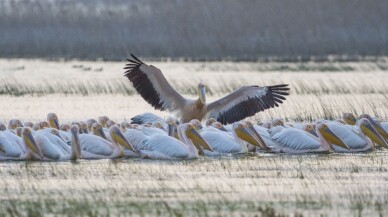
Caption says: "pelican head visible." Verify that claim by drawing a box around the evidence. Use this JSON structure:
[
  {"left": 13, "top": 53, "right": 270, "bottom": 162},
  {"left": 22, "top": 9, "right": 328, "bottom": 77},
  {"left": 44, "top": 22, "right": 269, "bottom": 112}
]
[
  {"left": 343, "top": 113, "right": 357, "bottom": 125},
  {"left": 60, "top": 124, "right": 71, "bottom": 132},
  {"left": 91, "top": 123, "right": 107, "bottom": 140},
  {"left": 32, "top": 123, "right": 41, "bottom": 131},
  {"left": 86, "top": 119, "right": 97, "bottom": 131},
  {"left": 23, "top": 122, "right": 34, "bottom": 128},
  {"left": 121, "top": 121, "right": 131, "bottom": 131},
  {"left": 302, "top": 124, "right": 318, "bottom": 137},
  {"left": 21, "top": 127, "right": 43, "bottom": 159},
  {"left": 270, "top": 119, "right": 284, "bottom": 128},
  {"left": 71, "top": 121, "right": 83, "bottom": 133},
  {"left": 183, "top": 123, "right": 213, "bottom": 151},
  {"left": 40, "top": 121, "right": 50, "bottom": 129},
  {"left": 70, "top": 125, "right": 81, "bottom": 160},
  {"left": 316, "top": 123, "right": 350, "bottom": 150},
  {"left": 211, "top": 122, "right": 228, "bottom": 132},
  {"left": 79, "top": 121, "right": 89, "bottom": 134},
  {"left": 243, "top": 121, "right": 270, "bottom": 150},
  {"left": 109, "top": 126, "right": 136, "bottom": 152},
  {"left": 106, "top": 120, "right": 116, "bottom": 128},
  {"left": 205, "top": 118, "right": 217, "bottom": 127},
  {"left": 233, "top": 122, "right": 269, "bottom": 150},
  {"left": 47, "top": 113, "right": 60, "bottom": 129},
  {"left": 359, "top": 114, "right": 388, "bottom": 139},
  {"left": 0, "top": 123, "right": 6, "bottom": 131},
  {"left": 358, "top": 118, "right": 388, "bottom": 148},
  {"left": 49, "top": 128, "right": 65, "bottom": 141},
  {"left": 190, "top": 119, "right": 203, "bottom": 131},
  {"left": 8, "top": 119, "right": 23, "bottom": 130},
  {"left": 167, "top": 117, "right": 178, "bottom": 138},
  {"left": 198, "top": 82, "right": 206, "bottom": 105},
  {"left": 98, "top": 116, "right": 109, "bottom": 127}
]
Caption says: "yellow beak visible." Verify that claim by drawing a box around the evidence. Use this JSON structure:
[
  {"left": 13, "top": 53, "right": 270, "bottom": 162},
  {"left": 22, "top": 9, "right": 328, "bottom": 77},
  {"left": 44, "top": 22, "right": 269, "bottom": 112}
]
[
  {"left": 247, "top": 126, "right": 270, "bottom": 151},
  {"left": 361, "top": 124, "right": 388, "bottom": 148},
  {"left": 322, "top": 128, "right": 350, "bottom": 150},
  {"left": 186, "top": 128, "right": 213, "bottom": 152},
  {"left": 24, "top": 132, "right": 44, "bottom": 159},
  {"left": 111, "top": 129, "right": 136, "bottom": 152}
]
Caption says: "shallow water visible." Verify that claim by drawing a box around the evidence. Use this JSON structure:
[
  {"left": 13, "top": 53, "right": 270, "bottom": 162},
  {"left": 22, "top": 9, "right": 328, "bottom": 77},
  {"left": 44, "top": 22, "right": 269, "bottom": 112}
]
[{"left": 1, "top": 151, "right": 388, "bottom": 216}]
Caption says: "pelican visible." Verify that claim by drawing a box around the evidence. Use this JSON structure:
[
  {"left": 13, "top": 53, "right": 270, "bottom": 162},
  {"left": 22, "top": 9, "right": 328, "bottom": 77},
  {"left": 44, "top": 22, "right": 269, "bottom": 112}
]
[
  {"left": 124, "top": 54, "right": 290, "bottom": 124},
  {"left": 98, "top": 116, "right": 109, "bottom": 127},
  {"left": 359, "top": 114, "right": 388, "bottom": 142},
  {"left": 24, "top": 127, "right": 80, "bottom": 160},
  {"left": 197, "top": 121, "right": 265, "bottom": 155},
  {"left": 342, "top": 113, "right": 357, "bottom": 125},
  {"left": 79, "top": 125, "right": 136, "bottom": 159},
  {"left": 8, "top": 119, "right": 23, "bottom": 131},
  {"left": 24, "top": 122, "right": 34, "bottom": 128},
  {"left": 123, "top": 123, "right": 212, "bottom": 159},
  {"left": 0, "top": 128, "right": 45, "bottom": 160},
  {"left": 327, "top": 118, "right": 388, "bottom": 152},
  {"left": 269, "top": 122, "right": 349, "bottom": 154}
]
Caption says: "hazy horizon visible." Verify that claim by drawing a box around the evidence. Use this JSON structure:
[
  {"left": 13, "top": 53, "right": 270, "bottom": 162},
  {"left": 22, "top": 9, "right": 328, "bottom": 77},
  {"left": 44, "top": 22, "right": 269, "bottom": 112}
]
[{"left": 1, "top": 0, "right": 387, "bottom": 60}]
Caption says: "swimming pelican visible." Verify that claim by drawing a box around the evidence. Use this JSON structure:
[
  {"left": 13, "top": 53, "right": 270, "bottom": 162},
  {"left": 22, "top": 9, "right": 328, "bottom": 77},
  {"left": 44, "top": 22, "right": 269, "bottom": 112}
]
[
  {"left": 25, "top": 127, "right": 80, "bottom": 160},
  {"left": 328, "top": 118, "right": 388, "bottom": 152},
  {"left": 269, "top": 122, "right": 349, "bottom": 154},
  {"left": 196, "top": 121, "right": 265, "bottom": 155},
  {"left": 79, "top": 125, "right": 136, "bottom": 159},
  {"left": 123, "top": 123, "right": 212, "bottom": 159},
  {"left": 98, "top": 116, "right": 109, "bottom": 127},
  {"left": 124, "top": 54, "right": 290, "bottom": 124},
  {"left": 359, "top": 114, "right": 388, "bottom": 142}
]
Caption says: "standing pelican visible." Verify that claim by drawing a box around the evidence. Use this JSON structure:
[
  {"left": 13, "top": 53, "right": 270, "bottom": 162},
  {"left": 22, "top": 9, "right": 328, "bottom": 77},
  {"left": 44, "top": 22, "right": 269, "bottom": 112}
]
[{"left": 124, "top": 54, "right": 290, "bottom": 124}]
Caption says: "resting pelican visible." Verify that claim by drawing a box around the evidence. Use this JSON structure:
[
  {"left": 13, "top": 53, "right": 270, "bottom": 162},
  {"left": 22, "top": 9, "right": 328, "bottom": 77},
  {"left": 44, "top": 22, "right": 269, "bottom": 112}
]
[
  {"left": 359, "top": 114, "right": 388, "bottom": 142},
  {"left": 0, "top": 128, "right": 46, "bottom": 160},
  {"left": 123, "top": 123, "right": 212, "bottom": 159},
  {"left": 25, "top": 127, "right": 80, "bottom": 161},
  {"left": 124, "top": 54, "right": 290, "bottom": 124},
  {"left": 24, "top": 122, "right": 34, "bottom": 128},
  {"left": 328, "top": 118, "right": 388, "bottom": 152},
  {"left": 197, "top": 121, "right": 266, "bottom": 155},
  {"left": 269, "top": 122, "right": 349, "bottom": 154},
  {"left": 79, "top": 125, "right": 136, "bottom": 159}
]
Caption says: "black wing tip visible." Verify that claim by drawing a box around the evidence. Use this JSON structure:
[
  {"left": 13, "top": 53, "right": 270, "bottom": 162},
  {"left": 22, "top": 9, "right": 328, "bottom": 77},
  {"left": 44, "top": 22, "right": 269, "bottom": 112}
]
[{"left": 124, "top": 53, "right": 146, "bottom": 75}]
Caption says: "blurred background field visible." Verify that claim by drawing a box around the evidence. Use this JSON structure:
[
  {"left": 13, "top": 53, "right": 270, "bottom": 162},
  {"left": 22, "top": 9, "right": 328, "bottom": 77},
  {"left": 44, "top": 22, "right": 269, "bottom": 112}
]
[
  {"left": 0, "top": 59, "right": 387, "bottom": 123},
  {"left": 1, "top": 0, "right": 388, "bottom": 216}
]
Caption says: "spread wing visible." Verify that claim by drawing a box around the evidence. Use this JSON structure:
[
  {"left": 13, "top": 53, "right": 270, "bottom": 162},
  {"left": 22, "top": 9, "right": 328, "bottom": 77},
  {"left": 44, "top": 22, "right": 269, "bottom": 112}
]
[
  {"left": 206, "top": 85, "right": 290, "bottom": 124},
  {"left": 124, "top": 54, "right": 186, "bottom": 111}
]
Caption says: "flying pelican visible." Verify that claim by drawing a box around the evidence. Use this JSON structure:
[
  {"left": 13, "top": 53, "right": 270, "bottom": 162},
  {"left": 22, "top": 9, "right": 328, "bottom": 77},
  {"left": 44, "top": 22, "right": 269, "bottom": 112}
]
[
  {"left": 124, "top": 54, "right": 290, "bottom": 124},
  {"left": 269, "top": 122, "right": 349, "bottom": 154}
]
